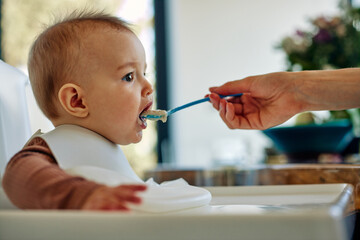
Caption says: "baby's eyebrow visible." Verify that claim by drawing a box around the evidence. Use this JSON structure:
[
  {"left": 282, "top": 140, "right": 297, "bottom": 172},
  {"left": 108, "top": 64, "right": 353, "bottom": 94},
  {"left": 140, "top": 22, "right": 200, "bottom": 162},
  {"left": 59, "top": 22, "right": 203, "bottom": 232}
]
[{"left": 116, "top": 62, "right": 137, "bottom": 71}]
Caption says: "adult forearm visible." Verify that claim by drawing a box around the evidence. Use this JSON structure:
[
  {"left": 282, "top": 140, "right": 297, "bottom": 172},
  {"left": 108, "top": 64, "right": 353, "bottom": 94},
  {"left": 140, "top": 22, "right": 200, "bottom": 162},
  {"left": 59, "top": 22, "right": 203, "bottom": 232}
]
[{"left": 294, "top": 68, "right": 360, "bottom": 112}]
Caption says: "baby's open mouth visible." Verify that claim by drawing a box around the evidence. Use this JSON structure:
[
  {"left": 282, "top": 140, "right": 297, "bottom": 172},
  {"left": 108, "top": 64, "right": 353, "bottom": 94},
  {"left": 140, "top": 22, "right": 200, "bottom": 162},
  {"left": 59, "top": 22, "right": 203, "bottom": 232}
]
[
  {"left": 139, "top": 112, "right": 146, "bottom": 123},
  {"left": 138, "top": 103, "right": 152, "bottom": 126}
]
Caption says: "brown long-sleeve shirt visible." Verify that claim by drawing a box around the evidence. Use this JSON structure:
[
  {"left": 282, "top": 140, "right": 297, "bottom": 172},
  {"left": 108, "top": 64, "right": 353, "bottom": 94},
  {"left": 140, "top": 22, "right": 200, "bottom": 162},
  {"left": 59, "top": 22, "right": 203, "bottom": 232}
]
[{"left": 2, "top": 137, "right": 101, "bottom": 209}]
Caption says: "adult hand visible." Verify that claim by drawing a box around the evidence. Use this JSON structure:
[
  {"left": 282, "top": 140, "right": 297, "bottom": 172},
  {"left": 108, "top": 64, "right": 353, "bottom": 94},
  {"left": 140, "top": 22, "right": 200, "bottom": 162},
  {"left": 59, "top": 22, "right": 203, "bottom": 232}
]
[{"left": 209, "top": 72, "right": 304, "bottom": 130}]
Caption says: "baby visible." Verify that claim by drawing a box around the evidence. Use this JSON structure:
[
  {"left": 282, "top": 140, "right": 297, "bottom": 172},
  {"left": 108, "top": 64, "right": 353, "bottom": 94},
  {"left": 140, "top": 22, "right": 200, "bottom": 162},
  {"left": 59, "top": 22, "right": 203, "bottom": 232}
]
[
  {"left": 3, "top": 9, "right": 212, "bottom": 212},
  {"left": 3, "top": 10, "right": 211, "bottom": 212},
  {"left": 2, "top": 10, "right": 152, "bottom": 210}
]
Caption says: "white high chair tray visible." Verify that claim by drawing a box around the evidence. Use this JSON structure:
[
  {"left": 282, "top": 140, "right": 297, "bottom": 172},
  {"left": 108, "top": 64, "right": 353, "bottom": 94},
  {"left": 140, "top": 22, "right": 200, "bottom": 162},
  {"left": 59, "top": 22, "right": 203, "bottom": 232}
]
[{"left": 0, "top": 184, "right": 354, "bottom": 240}]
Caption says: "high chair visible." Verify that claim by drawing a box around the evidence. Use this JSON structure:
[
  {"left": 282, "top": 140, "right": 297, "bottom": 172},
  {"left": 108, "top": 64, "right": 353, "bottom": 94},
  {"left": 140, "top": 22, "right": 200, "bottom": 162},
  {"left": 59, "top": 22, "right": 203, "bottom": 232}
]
[
  {"left": 0, "top": 60, "right": 355, "bottom": 240},
  {"left": 0, "top": 60, "right": 31, "bottom": 175},
  {"left": 0, "top": 60, "right": 31, "bottom": 209}
]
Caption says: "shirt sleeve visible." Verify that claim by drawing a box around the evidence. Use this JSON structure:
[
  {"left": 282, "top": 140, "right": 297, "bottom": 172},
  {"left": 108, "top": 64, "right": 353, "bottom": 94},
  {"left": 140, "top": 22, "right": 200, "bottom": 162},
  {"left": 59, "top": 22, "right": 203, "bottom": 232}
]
[{"left": 2, "top": 137, "right": 102, "bottom": 209}]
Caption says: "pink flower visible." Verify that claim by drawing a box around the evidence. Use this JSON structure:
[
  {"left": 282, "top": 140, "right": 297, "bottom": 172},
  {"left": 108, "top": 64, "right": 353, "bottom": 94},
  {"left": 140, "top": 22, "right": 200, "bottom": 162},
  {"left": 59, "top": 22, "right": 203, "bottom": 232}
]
[
  {"left": 296, "top": 30, "right": 306, "bottom": 37},
  {"left": 313, "top": 29, "right": 332, "bottom": 43}
]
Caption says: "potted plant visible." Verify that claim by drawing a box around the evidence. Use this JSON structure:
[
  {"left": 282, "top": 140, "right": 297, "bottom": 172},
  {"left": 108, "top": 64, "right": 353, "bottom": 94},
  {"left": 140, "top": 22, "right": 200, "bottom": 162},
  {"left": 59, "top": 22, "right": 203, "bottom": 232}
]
[
  {"left": 266, "top": 5, "right": 360, "bottom": 160},
  {"left": 278, "top": 5, "right": 360, "bottom": 129}
]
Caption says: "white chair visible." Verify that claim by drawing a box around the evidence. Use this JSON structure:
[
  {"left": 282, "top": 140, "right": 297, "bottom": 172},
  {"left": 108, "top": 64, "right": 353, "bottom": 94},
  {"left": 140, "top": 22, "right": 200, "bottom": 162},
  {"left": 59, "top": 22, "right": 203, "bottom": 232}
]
[
  {"left": 0, "top": 62, "right": 354, "bottom": 240},
  {"left": 0, "top": 60, "right": 31, "bottom": 209}
]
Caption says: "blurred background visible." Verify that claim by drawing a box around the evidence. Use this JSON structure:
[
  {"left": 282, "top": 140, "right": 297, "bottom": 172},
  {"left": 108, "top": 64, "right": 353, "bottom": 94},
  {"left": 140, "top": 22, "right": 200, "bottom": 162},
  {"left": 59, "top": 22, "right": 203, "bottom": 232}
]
[{"left": 1, "top": 0, "right": 359, "bottom": 178}]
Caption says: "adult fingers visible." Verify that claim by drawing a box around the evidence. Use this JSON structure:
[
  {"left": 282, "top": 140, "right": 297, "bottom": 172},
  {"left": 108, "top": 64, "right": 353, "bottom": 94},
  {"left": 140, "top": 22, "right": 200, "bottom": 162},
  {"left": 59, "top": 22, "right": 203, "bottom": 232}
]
[
  {"left": 218, "top": 99, "right": 235, "bottom": 129},
  {"left": 225, "top": 102, "right": 235, "bottom": 122},
  {"left": 209, "top": 93, "right": 221, "bottom": 110},
  {"left": 209, "top": 79, "right": 251, "bottom": 96}
]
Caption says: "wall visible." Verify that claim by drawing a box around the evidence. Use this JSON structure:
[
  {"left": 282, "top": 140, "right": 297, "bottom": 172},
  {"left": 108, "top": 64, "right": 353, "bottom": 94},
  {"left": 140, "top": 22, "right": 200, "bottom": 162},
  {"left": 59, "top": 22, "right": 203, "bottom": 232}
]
[{"left": 166, "top": 0, "right": 339, "bottom": 167}]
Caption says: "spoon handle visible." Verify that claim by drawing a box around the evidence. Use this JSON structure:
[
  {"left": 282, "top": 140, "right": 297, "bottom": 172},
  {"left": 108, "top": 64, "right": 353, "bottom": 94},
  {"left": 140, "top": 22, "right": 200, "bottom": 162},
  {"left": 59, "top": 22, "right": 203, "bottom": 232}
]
[{"left": 167, "top": 93, "right": 243, "bottom": 116}]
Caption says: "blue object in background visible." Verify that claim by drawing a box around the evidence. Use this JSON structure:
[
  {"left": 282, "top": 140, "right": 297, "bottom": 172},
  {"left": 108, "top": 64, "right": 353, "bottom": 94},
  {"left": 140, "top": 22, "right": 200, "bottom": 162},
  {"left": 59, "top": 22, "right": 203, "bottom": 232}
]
[{"left": 263, "top": 120, "right": 354, "bottom": 156}]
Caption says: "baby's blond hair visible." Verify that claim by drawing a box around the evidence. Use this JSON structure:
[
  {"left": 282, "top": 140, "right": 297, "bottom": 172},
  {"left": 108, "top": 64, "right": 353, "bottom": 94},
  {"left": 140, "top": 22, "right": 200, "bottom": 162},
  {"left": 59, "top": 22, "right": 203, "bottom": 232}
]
[{"left": 28, "top": 10, "right": 132, "bottom": 120}]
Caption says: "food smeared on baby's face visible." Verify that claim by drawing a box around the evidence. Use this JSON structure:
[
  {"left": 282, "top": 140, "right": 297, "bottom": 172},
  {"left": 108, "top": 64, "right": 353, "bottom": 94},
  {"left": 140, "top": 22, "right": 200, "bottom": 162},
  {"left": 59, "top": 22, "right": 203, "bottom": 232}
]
[{"left": 140, "top": 109, "right": 167, "bottom": 123}]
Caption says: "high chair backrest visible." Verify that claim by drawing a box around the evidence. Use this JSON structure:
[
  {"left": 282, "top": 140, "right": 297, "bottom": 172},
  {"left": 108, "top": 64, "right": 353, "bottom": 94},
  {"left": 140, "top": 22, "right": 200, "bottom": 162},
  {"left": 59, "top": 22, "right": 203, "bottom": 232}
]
[{"left": 0, "top": 60, "right": 31, "bottom": 177}]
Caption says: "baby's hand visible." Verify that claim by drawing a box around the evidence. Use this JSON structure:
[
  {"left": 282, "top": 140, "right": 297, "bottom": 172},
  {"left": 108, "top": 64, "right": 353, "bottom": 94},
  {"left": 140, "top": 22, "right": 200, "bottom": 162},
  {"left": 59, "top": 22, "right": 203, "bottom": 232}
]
[{"left": 82, "top": 184, "right": 147, "bottom": 211}]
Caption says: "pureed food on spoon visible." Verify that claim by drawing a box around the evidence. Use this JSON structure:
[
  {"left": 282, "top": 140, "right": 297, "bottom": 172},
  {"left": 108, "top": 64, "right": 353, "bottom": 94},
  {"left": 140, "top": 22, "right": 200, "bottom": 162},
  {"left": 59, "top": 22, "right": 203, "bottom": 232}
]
[{"left": 141, "top": 109, "right": 168, "bottom": 123}]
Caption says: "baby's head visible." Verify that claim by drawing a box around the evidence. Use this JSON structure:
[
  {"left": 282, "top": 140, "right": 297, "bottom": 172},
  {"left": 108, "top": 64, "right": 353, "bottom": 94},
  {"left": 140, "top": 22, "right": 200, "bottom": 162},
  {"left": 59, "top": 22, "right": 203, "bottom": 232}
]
[{"left": 28, "top": 10, "right": 154, "bottom": 145}]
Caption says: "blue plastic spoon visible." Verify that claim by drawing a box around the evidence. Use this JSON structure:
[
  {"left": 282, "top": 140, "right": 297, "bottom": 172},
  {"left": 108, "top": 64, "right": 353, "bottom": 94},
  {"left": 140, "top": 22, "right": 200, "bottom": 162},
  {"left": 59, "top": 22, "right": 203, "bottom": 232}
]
[{"left": 141, "top": 93, "right": 243, "bottom": 122}]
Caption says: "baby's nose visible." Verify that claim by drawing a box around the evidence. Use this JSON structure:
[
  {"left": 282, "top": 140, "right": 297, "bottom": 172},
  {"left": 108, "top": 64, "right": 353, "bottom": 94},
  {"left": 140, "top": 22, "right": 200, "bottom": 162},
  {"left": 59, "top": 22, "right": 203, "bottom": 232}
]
[{"left": 142, "top": 80, "right": 153, "bottom": 96}]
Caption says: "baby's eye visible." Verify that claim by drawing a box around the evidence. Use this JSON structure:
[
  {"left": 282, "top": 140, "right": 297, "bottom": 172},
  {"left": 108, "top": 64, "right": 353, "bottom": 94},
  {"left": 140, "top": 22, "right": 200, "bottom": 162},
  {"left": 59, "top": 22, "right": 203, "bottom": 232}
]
[{"left": 122, "top": 73, "right": 134, "bottom": 82}]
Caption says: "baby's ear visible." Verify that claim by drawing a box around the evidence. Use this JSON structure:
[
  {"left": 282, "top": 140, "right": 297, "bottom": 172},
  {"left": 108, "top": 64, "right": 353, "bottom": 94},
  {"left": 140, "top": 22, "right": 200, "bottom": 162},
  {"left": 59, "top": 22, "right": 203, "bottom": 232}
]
[{"left": 58, "top": 83, "right": 88, "bottom": 118}]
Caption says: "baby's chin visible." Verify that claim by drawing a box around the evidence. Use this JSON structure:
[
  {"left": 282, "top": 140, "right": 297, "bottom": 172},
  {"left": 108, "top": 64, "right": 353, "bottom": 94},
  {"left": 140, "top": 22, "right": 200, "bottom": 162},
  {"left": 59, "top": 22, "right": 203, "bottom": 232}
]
[
  {"left": 115, "top": 132, "right": 143, "bottom": 145},
  {"left": 133, "top": 131, "right": 143, "bottom": 143}
]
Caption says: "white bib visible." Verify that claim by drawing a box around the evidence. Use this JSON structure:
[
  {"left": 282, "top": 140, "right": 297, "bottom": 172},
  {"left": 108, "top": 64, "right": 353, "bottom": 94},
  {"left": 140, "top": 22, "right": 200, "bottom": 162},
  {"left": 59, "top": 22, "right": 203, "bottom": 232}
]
[{"left": 38, "top": 125, "right": 211, "bottom": 213}]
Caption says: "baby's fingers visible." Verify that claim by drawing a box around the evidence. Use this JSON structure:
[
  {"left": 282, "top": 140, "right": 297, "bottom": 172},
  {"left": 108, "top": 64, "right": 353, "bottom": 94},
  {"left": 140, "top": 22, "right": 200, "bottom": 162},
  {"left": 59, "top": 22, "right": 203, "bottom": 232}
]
[
  {"left": 113, "top": 184, "right": 147, "bottom": 204},
  {"left": 118, "top": 184, "right": 147, "bottom": 192},
  {"left": 122, "top": 195, "right": 142, "bottom": 204},
  {"left": 100, "top": 201, "right": 130, "bottom": 211}
]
